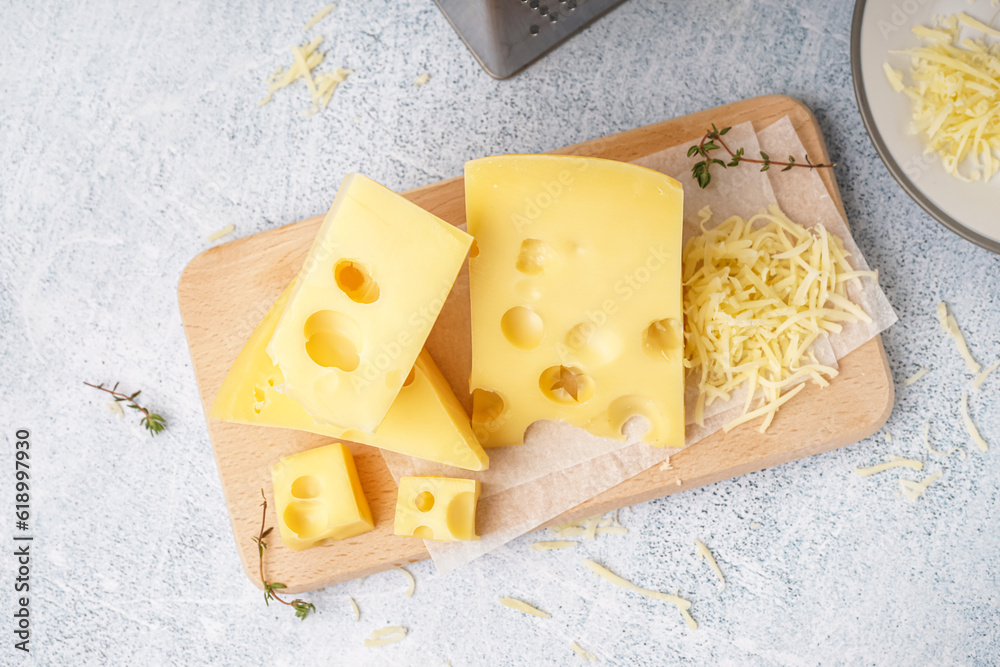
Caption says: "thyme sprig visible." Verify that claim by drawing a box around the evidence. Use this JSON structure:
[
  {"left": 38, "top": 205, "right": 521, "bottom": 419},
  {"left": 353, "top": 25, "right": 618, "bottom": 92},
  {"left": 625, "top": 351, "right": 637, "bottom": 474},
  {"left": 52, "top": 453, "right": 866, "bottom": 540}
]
[
  {"left": 255, "top": 489, "right": 316, "bottom": 620},
  {"left": 84, "top": 381, "right": 167, "bottom": 436},
  {"left": 687, "top": 124, "right": 836, "bottom": 189}
]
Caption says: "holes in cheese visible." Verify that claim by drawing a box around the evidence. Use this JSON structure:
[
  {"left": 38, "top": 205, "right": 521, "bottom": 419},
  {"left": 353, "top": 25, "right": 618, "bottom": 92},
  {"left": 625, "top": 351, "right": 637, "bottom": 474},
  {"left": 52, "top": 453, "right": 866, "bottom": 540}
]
[
  {"left": 290, "top": 475, "right": 322, "bottom": 499},
  {"left": 539, "top": 365, "right": 596, "bottom": 405},
  {"left": 467, "top": 155, "right": 684, "bottom": 447},
  {"left": 302, "top": 310, "right": 362, "bottom": 372},
  {"left": 414, "top": 491, "right": 435, "bottom": 512},
  {"left": 334, "top": 259, "right": 380, "bottom": 304},
  {"left": 516, "top": 238, "right": 553, "bottom": 275},
  {"left": 501, "top": 306, "right": 544, "bottom": 349},
  {"left": 283, "top": 500, "right": 328, "bottom": 539},
  {"left": 471, "top": 388, "right": 507, "bottom": 426},
  {"left": 642, "top": 318, "right": 683, "bottom": 361}
]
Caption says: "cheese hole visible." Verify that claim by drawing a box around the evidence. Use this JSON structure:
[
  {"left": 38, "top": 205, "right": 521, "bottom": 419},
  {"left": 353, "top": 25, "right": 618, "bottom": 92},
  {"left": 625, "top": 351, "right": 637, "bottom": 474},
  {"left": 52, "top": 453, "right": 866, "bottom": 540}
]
[
  {"left": 472, "top": 388, "right": 506, "bottom": 425},
  {"left": 565, "top": 322, "right": 621, "bottom": 366},
  {"left": 283, "top": 500, "right": 328, "bottom": 539},
  {"left": 334, "top": 259, "right": 380, "bottom": 304},
  {"left": 539, "top": 365, "right": 595, "bottom": 406},
  {"left": 501, "top": 306, "right": 544, "bottom": 350},
  {"left": 516, "top": 238, "right": 551, "bottom": 275},
  {"left": 412, "top": 525, "right": 434, "bottom": 540},
  {"left": 303, "top": 310, "right": 362, "bottom": 371},
  {"left": 414, "top": 491, "right": 435, "bottom": 512},
  {"left": 253, "top": 386, "right": 266, "bottom": 402},
  {"left": 290, "top": 475, "right": 322, "bottom": 499},
  {"left": 642, "top": 318, "right": 682, "bottom": 361},
  {"left": 469, "top": 240, "right": 480, "bottom": 258},
  {"left": 446, "top": 492, "right": 477, "bottom": 540},
  {"left": 607, "top": 395, "right": 662, "bottom": 442}
]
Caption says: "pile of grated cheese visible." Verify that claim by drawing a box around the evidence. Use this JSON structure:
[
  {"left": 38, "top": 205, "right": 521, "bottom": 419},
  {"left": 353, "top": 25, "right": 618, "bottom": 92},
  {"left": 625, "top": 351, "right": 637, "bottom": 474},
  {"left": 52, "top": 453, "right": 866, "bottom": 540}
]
[
  {"left": 682, "top": 205, "right": 875, "bottom": 433},
  {"left": 885, "top": 12, "right": 1000, "bottom": 182}
]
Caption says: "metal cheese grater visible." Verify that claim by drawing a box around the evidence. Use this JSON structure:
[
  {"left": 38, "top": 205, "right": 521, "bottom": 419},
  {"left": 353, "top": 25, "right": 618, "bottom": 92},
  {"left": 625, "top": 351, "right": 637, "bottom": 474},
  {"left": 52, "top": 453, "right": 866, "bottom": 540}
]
[{"left": 434, "top": 0, "right": 627, "bottom": 79}]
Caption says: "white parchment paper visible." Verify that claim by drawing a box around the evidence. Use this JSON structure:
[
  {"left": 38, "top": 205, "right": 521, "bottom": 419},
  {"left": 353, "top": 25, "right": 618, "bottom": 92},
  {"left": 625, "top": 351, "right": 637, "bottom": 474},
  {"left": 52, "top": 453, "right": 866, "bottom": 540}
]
[{"left": 382, "top": 118, "right": 897, "bottom": 574}]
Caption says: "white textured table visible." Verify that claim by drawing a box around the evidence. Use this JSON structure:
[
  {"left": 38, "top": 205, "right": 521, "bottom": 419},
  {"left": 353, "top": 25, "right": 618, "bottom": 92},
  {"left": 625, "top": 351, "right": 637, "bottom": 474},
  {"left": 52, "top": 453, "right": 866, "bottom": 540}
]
[{"left": 2, "top": 1, "right": 998, "bottom": 665}]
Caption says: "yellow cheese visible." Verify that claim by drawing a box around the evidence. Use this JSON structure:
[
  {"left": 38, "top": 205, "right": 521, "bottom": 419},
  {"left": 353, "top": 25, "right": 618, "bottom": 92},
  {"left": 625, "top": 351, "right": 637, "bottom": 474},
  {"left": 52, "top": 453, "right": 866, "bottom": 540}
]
[
  {"left": 210, "top": 284, "right": 488, "bottom": 471},
  {"left": 267, "top": 173, "right": 473, "bottom": 432},
  {"left": 393, "top": 476, "right": 480, "bottom": 542},
  {"left": 270, "top": 443, "right": 373, "bottom": 550},
  {"left": 497, "top": 597, "right": 551, "bottom": 618},
  {"left": 465, "top": 155, "right": 684, "bottom": 447}
]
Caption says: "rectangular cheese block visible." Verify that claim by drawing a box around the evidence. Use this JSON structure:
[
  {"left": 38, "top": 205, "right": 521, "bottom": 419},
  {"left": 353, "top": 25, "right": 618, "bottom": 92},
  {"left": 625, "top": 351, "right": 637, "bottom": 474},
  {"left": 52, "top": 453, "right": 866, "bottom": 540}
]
[
  {"left": 210, "top": 284, "right": 489, "bottom": 471},
  {"left": 271, "top": 443, "right": 374, "bottom": 550},
  {"left": 266, "top": 173, "right": 473, "bottom": 432},
  {"left": 465, "top": 155, "right": 684, "bottom": 447},
  {"left": 394, "top": 476, "right": 480, "bottom": 542}
]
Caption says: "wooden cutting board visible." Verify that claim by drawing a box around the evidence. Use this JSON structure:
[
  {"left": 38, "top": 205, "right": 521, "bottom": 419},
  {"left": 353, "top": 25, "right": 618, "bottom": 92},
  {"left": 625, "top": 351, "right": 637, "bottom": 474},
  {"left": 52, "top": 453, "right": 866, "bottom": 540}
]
[{"left": 178, "top": 94, "right": 894, "bottom": 594}]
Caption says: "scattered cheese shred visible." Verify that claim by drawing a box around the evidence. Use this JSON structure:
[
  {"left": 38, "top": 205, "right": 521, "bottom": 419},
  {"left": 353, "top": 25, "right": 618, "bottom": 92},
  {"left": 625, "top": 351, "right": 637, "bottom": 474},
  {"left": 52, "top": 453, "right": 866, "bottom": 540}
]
[
  {"left": 414, "top": 73, "right": 431, "bottom": 87},
  {"left": 883, "top": 62, "right": 906, "bottom": 92},
  {"left": 364, "top": 626, "right": 407, "bottom": 647},
  {"left": 960, "top": 392, "right": 989, "bottom": 452},
  {"left": 106, "top": 401, "right": 124, "bottom": 418},
  {"left": 936, "top": 302, "right": 981, "bottom": 373},
  {"left": 498, "top": 597, "right": 551, "bottom": 618},
  {"left": 531, "top": 540, "right": 577, "bottom": 551},
  {"left": 972, "top": 357, "right": 1000, "bottom": 390},
  {"left": 904, "top": 366, "right": 930, "bottom": 386},
  {"left": 581, "top": 559, "right": 697, "bottom": 630},
  {"left": 205, "top": 224, "right": 235, "bottom": 242},
  {"left": 900, "top": 470, "right": 943, "bottom": 502},
  {"left": 570, "top": 641, "right": 598, "bottom": 662},
  {"left": 549, "top": 512, "right": 627, "bottom": 538},
  {"left": 923, "top": 422, "right": 964, "bottom": 458},
  {"left": 683, "top": 206, "right": 873, "bottom": 433},
  {"left": 259, "top": 35, "right": 352, "bottom": 114},
  {"left": 303, "top": 3, "right": 336, "bottom": 31},
  {"left": 396, "top": 566, "right": 415, "bottom": 598},
  {"left": 693, "top": 539, "right": 726, "bottom": 591},
  {"left": 854, "top": 456, "right": 924, "bottom": 477},
  {"left": 885, "top": 432, "right": 894, "bottom": 443},
  {"left": 349, "top": 596, "right": 360, "bottom": 622},
  {"left": 750, "top": 522, "right": 762, "bottom": 530},
  {"left": 889, "top": 13, "right": 1000, "bottom": 182}
]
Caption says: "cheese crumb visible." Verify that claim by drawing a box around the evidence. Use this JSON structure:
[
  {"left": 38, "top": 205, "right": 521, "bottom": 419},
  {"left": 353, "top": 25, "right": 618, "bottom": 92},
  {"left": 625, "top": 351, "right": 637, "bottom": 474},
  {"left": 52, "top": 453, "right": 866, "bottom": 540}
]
[
  {"left": 885, "top": 432, "right": 893, "bottom": 443},
  {"left": 531, "top": 540, "right": 576, "bottom": 551},
  {"left": 904, "top": 366, "right": 930, "bottom": 386},
  {"left": 581, "top": 559, "right": 697, "bottom": 630},
  {"left": 683, "top": 206, "right": 873, "bottom": 433},
  {"left": 106, "top": 401, "right": 124, "bottom": 418},
  {"left": 396, "top": 566, "right": 415, "bottom": 598},
  {"left": 937, "top": 302, "right": 981, "bottom": 373},
  {"left": 303, "top": 3, "right": 336, "bottom": 31},
  {"left": 900, "top": 470, "right": 943, "bottom": 502},
  {"left": 959, "top": 392, "right": 989, "bottom": 452},
  {"left": 693, "top": 539, "right": 726, "bottom": 591},
  {"left": 570, "top": 641, "right": 598, "bottom": 662},
  {"left": 854, "top": 456, "right": 923, "bottom": 477},
  {"left": 205, "top": 224, "right": 235, "bottom": 242},
  {"left": 498, "top": 597, "right": 551, "bottom": 618},
  {"left": 259, "top": 35, "right": 352, "bottom": 114},
  {"left": 349, "top": 596, "right": 360, "bottom": 621},
  {"left": 972, "top": 357, "right": 1000, "bottom": 391},
  {"left": 750, "top": 522, "right": 762, "bottom": 530},
  {"left": 364, "top": 626, "right": 407, "bottom": 647},
  {"left": 414, "top": 73, "right": 431, "bottom": 87}
]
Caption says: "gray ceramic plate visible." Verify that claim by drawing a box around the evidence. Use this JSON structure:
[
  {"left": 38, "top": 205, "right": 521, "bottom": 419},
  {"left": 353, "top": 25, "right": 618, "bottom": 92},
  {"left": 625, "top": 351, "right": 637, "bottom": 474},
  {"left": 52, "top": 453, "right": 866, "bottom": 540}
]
[{"left": 851, "top": 0, "right": 1000, "bottom": 253}]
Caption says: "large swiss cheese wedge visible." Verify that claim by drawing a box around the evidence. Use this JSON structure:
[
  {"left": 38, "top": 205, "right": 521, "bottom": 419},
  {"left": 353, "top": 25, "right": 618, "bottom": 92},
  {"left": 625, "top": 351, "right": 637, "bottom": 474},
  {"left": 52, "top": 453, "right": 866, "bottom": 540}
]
[
  {"left": 465, "top": 155, "right": 684, "bottom": 447},
  {"left": 266, "top": 173, "right": 473, "bottom": 432},
  {"left": 212, "top": 284, "right": 489, "bottom": 471}
]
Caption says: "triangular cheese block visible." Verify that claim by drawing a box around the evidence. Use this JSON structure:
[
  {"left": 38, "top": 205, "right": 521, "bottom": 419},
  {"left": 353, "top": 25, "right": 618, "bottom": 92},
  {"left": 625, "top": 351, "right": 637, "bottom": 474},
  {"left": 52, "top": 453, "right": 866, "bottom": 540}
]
[{"left": 210, "top": 285, "right": 488, "bottom": 471}]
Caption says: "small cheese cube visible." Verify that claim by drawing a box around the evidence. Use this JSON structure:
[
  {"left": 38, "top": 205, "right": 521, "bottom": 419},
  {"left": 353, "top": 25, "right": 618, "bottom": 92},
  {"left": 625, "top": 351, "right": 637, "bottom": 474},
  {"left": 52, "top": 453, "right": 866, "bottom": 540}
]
[
  {"left": 271, "top": 443, "right": 374, "bottom": 550},
  {"left": 465, "top": 155, "right": 684, "bottom": 447},
  {"left": 394, "top": 476, "right": 481, "bottom": 542},
  {"left": 266, "top": 173, "right": 473, "bottom": 432}
]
